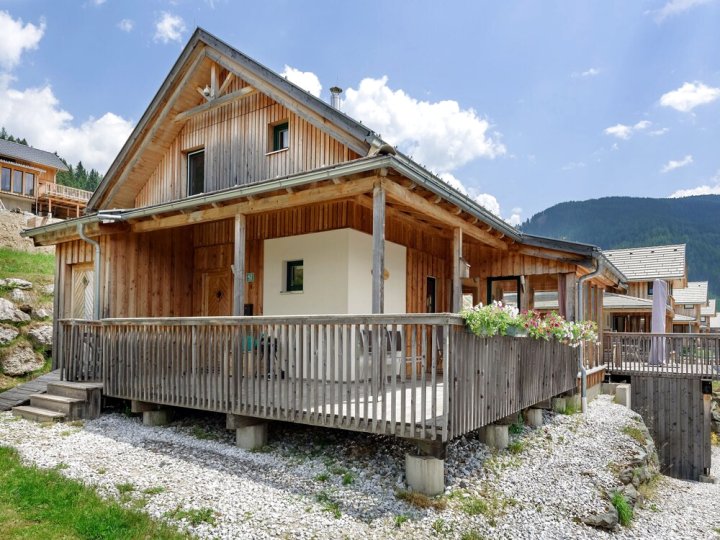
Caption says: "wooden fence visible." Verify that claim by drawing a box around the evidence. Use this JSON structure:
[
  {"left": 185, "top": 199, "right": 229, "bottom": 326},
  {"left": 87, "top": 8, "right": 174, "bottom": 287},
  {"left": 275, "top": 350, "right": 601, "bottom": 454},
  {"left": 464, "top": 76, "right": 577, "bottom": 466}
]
[
  {"left": 58, "top": 315, "right": 579, "bottom": 443},
  {"left": 604, "top": 332, "right": 720, "bottom": 379}
]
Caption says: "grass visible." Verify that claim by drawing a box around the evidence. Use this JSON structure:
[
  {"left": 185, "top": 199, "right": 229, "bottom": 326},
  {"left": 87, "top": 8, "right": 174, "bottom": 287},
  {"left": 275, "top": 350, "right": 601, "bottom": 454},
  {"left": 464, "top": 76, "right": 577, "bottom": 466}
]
[
  {"left": 0, "top": 446, "right": 187, "bottom": 539},
  {"left": 341, "top": 471, "right": 355, "bottom": 486},
  {"left": 115, "top": 483, "right": 135, "bottom": 495},
  {"left": 712, "top": 432, "right": 719, "bottom": 447},
  {"left": 0, "top": 357, "right": 52, "bottom": 394},
  {"left": 164, "top": 506, "right": 216, "bottom": 526},
  {"left": 611, "top": 491, "right": 634, "bottom": 527},
  {"left": 449, "top": 488, "right": 517, "bottom": 527},
  {"left": 315, "top": 491, "right": 341, "bottom": 519},
  {"left": 0, "top": 247, "right": 55, "bottom": 282},
  {"left": 622, "top": 425, "right": 648, "bottom": 446},
  {"left": 431, "top": 518, "right": 451, "bottom": 535},
  {"left": 189, "top": 426, "right": 219, "bottom": 441},
  {"left": 460, "top": 531, "right": 484, "bottom": 540},
  {"left": 712, "top": 381, "right": 719, "bottom": 393},
  {"left": 142, "top": 487, "right": 165, "bottom": 496},
  {"left": 508, "top": 419, "right": 524, "bottom": 435},
  {"left": 395, "top": 489, "right": 448, "bottom": 511},
  {"left": 507, "top": 440, "right": 525, "bottom": 455},
  {"left": 314, "top": 472, "right": 330, "bottom": 482},
  {"left": 394, "top": 514, "right": 409, "bottom": 527}
]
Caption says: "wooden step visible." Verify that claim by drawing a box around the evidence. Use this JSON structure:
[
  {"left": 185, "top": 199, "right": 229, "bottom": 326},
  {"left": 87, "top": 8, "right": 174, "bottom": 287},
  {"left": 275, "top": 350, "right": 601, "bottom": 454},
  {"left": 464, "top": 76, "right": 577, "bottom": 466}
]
[
  {"left": 30, "top": 394, "right": 84, "bottom": 419},
  {"left": 12, "top": 405, "right": 66, "bottom": 423},
  {"left": 46, "top": 381, "right": 103, "bottom": 401}
]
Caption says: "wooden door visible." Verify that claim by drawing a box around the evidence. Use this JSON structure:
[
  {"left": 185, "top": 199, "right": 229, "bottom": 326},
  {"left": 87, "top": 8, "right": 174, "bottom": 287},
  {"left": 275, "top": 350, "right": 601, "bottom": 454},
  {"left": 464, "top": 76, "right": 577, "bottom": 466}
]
[
  {"left": 71, "top": 263, "right": 94, "bottom": 319},
  {"left": 201, "top": 270, "right": 232, "bottom": 316}
]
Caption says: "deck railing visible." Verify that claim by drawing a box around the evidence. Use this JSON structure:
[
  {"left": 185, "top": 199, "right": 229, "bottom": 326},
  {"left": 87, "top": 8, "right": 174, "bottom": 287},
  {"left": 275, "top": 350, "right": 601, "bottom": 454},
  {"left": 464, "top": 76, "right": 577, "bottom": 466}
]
[
  {"left": 37, "top": 181, "right": 93, "bottom": 202},
  {"left": 604, "top": 332, "right": 720, "bottom": 379},
  {"left": 58, "top": 315, "right": 579, "bottom": 442}
]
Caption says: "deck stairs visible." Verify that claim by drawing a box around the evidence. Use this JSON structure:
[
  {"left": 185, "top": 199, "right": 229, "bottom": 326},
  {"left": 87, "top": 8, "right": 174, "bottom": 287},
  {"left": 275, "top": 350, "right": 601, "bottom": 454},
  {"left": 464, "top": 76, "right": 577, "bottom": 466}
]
[{"left": 12, "top": 381, "right": 103, "bottom": 423}]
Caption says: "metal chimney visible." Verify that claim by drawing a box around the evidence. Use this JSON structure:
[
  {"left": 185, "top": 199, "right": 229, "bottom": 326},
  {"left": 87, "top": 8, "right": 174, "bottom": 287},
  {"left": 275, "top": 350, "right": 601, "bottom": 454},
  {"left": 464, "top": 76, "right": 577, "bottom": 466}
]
[{"left": 329, "top": 86, "right": 343, "bottom": 110}]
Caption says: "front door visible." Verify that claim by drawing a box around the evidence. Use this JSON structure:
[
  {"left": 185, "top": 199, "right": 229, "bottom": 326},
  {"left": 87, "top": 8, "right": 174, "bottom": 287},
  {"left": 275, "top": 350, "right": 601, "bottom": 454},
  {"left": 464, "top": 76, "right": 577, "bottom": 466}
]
[
  {"left": 201, "top": 269, "right": 232, "bottom": 316},
  {"left": 71, "top": 263, "right": 94, "bottom": 319}
]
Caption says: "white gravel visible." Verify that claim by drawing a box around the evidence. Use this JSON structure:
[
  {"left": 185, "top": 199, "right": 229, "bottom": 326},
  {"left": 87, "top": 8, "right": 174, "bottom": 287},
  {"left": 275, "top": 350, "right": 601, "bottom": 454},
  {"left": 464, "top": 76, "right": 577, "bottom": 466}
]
[{"left": 1, "top": 395, "right": 718, "bottom": 539}]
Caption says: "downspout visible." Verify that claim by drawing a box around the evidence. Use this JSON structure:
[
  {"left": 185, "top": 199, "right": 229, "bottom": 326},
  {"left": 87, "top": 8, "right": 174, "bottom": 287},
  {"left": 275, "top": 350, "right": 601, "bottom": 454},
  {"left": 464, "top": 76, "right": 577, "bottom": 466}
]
[
  {"left": 576, "top": 256, "right": 604, "bottom": 414},
  {"left": 77, "top": 223, "right": 101, "bottom": 320}
]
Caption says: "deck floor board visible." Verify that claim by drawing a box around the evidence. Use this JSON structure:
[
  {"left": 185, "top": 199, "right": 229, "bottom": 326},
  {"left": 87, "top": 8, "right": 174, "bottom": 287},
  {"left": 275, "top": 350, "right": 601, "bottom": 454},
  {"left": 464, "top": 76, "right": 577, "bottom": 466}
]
[{"left": 0, "top": 370, "right": 61, "bottom": 411}]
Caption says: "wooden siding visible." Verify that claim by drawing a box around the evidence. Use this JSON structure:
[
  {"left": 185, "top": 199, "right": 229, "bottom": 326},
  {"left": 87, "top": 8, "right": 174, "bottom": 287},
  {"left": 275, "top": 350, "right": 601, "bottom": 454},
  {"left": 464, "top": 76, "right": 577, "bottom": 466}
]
[{"left": 135, "top": 77, "right": 360, "bottom": 208}]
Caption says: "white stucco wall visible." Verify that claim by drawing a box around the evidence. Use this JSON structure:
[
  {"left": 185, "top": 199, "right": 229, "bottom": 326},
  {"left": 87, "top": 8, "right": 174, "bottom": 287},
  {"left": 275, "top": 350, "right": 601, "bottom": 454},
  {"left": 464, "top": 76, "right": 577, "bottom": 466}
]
[{"left": 263, "top": 228, "right": 407, "bottom": 315}]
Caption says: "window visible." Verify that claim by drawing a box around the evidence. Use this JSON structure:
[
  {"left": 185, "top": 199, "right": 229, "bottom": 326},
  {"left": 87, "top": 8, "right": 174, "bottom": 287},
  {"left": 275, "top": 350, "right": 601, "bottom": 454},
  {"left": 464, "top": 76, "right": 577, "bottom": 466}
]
[
  {"left": 487, "top": 276, "right": 522, "bottom": 307},
  {"left": 187, "top": 150, "right": 205, "bottom": 196},
  {"left": 12, "top": 169, "right": 22, "bottom": 194},
  {"left": 647, "top": 282, "right": 653, "bottom": 296},
  {"left": 1, "top": 167, "right": 9, "bottom": 191},
  {"left": 684, "top": 304, "right": 693, "bottom": 309},
  {"left": 24, "top": 172, "right": 35, "bottom": 196},
  {"left": 271, "top": 122, "right": 289, "bottom": 152},
  {"left": 701, "top": 316, "right": 707, "bottom": 323},
  {"left": 285, "top": 260, "right": 303, "bottom": 292}
]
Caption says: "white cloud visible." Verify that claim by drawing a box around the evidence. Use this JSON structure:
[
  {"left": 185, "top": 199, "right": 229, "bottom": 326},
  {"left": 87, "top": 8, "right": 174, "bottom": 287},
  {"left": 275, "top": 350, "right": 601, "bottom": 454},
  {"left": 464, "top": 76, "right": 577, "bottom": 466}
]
[
  {"left": 651, "top": 0, "right": 715, "bottom": 22},
  {"left": 438, "top": 172, "right": 468, "bottom": 196},
  {"left": 280, "top": 65, "right": 322, "bottom": 97},
  {"left": 603, "top": 120, "right": 653, "bottom": 140},
  {"left": 661, "top": 154, "right": 694, "bottom": 173},
  {"left": 561, "top": 161, "right": 586, "bottom": 171},
  {"left": 0, "top": 11, "right": 45, "bottom": 70},
  {"left": 669, "top": 171, "right": 720, "bottom": 197},
  {"left": 649, "top": 127, "right": 670, "bottom": 136},
  {"left": 438, "top": 172, "right": 520, "bottom": 224},
  {"left": 660, "top": 81, "right": 720, "bottom": 112},
  {"left": 153, "top": 12, "right": 186, "bottom": 44},
  {"left": 342, "top": 76, "right": 505, "bottom": 172},
  {"left": 572, "top": 67, "right": 600, "bottom": 78},
  {"left": 117, "top": 19, "right": 134, "bottom": 32},
  {"left": 91, "top": 0, "right": 107, "bottom": 5},
  {"left": 507, "top": 208, "right": 523, "bottom": 226}
]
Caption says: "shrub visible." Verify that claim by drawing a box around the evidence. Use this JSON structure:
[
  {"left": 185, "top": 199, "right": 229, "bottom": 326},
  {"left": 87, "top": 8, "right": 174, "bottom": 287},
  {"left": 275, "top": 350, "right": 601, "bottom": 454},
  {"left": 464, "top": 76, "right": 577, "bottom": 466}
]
[{"left": 611, "top": 492, "right": 633, "bottom": 526}]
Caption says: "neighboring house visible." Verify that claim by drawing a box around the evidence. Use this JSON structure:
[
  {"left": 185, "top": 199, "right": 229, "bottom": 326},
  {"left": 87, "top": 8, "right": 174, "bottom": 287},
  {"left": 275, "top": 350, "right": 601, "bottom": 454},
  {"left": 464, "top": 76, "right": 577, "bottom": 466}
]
[
  {"left": 709, "top": 313, "right": 720, "bottom": 334},
  {"left": 602, "top": 244, "right": 686, "bottom": 332},
  {"left": 700, "top": 298, "right": 716, "bottom": 332},
  {"left": 672, "top": 281, "right": 709, "bottom": 333},
  {"left": 22, "top": 29, "right": 625, "bottom": 455},
  {"left": 0, "top": 138, "right": 90, "bottom": 218}
]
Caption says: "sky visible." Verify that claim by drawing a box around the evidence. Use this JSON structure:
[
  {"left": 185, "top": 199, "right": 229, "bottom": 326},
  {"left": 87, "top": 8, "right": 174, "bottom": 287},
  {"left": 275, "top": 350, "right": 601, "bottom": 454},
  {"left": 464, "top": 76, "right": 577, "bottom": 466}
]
[{"left": 1, "top": 0, "right": 719, "bottom": 225}]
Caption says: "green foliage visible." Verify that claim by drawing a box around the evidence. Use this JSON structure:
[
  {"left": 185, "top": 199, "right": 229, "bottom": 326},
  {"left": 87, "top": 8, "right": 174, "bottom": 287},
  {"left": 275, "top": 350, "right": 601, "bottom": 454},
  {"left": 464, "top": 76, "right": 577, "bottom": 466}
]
[
  {"left": 621, "top": 425, "right": 647, "bottom": 445},
  {"left": 0, "top": 446, "right": 187, "bottom": 539},
  {"left": 56, "top": 160, "right": 103, "bottom": 193},
  {"left": 165, "top": 505, "right": 216, "bottom": 526},
  {"left": 395, "top": 489, "right": 448, "bottom": 510},
  {"left": 521, "top": 195, "right": 720, "bottom": 300},
  {"left": 508, "top": 440, "right": 525, "bottom": 454},
  {"left": 314, "top": 472, "right": 330, "bottom": 482},
  {"left": 0, "top": 248, "right": 55, "bottom": 281},
  {"left": 315, "top": 491, "right": 341, "bottom": 518},
  {"left": 611, "top": 491, "right": 633, "bottom": 526},
  {"left": 394, "top": 514, "right": 409, "bottom": 527},
  {"left": 341, "top": 471, "right": 355, "bottom": 486},
  {"left": 0, "top": 127, "right": 28, "bottom": 146},
  {"left": 432, "top": 518, "right": 451, "bottom": 535}
]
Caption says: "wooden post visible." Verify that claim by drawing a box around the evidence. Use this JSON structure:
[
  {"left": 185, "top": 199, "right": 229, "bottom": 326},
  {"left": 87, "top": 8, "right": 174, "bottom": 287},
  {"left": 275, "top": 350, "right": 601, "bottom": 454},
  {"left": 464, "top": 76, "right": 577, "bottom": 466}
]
[
  {"left": 232, "top": 213, "right": 246, "bottom": 316},
  {"left": 564, "top": 272, "right": 577, "bottom": 321},
  {"left": 452, "top": 228, "right": 462, "bottom": 313},
  {"left": 372, "top": 181, "right": 385, "bottom": 314}
]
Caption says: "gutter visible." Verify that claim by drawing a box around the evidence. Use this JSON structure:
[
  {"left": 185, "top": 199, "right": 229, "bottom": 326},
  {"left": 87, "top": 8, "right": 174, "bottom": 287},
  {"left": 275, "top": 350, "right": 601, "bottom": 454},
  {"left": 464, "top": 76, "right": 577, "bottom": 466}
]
[
  {"left": 77, "top": 223, "right": 101, "bottom": 320},
  {"left": 576, "top": 257, "right": 605, "bottom": 414}
]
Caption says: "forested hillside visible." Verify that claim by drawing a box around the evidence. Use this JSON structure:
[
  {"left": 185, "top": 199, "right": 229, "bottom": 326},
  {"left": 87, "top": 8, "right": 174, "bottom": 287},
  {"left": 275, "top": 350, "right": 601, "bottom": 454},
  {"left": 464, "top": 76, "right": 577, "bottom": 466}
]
[{"left": 521, "top": 195, "right": 720, "bottom": 299}]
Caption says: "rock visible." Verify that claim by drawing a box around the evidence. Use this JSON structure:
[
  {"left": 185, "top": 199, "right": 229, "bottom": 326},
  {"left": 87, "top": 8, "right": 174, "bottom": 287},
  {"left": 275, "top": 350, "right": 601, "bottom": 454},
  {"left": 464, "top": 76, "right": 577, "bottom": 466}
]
[
  {"left": 32, "top": 308, "right": 51, "bottom": 320},
  {"left": 619, "top": 468, "right": 634, "bottom": 485},
  {"left": 582, "top": 506, "right": 619, "bottom": 530},
  {"left": 0, "top": 298, "right": 30, "bottom": 323},
  {"left": 0, "top": 278, "right": 32, "bottom": 290},
  {"left": 27, "top": 325, "right": 53, "bottom": 348},
  {"left": 621, "top": 483, "right": 640, "bottom": 505},
  {"left": 41, "top": 283, "right": 54, "bottom": 295},
  {"left": 9, "top": 289, "right": 29, "bottom": 303},
  {"left": 0, "top": 324, "right": 19, "bottom": 345},
  {"left": 0, "top": 342, "right": 44, "bottom": 376}
]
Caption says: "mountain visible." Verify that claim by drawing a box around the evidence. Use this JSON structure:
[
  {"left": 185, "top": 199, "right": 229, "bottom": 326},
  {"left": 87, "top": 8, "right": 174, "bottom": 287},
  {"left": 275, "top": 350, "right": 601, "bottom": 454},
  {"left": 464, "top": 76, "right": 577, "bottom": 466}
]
[{"left": 520, "top": 195, "right": 720, "bottom": 300}]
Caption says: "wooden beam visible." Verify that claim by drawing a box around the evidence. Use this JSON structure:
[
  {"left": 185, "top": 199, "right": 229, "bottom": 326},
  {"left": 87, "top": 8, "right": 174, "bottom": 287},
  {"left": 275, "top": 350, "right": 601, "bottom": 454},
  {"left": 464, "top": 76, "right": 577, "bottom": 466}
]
[
  {"left": 175, "top": 86, "right": 255, "bottom": 123},
  {"left": 219, "top": 72, "right": 234, "bottom": 96},
  {"left": 372, "top": 181, "right": 385, "bottom": 314},
  {"left": 452, "top": 228, "right": 463, "bottom": 313},
  {"left": 232, "top": 213, "right": 246, "bottom": 316},
  {"left": 381, "top": 179, "right": 508, "bottom": 250},
  {"left": 130, "top": 176, "right": 377, "bottom": 233},
  {"left": 354, "top": 195, "right": 451, "bottom": 238}
]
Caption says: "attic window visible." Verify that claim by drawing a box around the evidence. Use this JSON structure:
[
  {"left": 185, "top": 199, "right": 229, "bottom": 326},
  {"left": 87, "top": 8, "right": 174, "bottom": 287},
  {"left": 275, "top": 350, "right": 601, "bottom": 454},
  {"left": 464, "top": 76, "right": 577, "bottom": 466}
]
[
  {"left": 271, "top": 121, "right": 289, "bottom": 152},
  {"left": 187, "top": 149, "right": 205, "bottom": 196}
]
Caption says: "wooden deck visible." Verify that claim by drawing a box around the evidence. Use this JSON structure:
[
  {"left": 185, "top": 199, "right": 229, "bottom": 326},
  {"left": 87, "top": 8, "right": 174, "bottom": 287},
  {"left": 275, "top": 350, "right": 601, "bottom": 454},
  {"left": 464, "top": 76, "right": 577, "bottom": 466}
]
[
  {"left": 0, "top": 370, "right": 60, "bottom": 411},
  {"left": 58, "top": 315, "right": 578, "bottom": 442}
]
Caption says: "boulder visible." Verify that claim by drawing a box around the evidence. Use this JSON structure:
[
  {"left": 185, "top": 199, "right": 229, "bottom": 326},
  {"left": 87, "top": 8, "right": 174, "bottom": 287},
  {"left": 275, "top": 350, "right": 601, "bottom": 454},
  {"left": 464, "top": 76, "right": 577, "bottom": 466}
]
[
  {"left": 0, "top": 342, "right": 44, "bottom": 376},
  {"left": 41, "top": 283, "right": 54, "bottom": 295},
  {"left": 9, "top": 289, "right": 29, "bottom": 303},
  {"left": 620, "top": 483, "right": 640, "bottom": 506},
  {"left": 0, "top": 278, "right": 32, "bottom": 290},
  {"left": 582, "top": 506, "right": 619, "bottom": 530},
  {"left": 0, "top": 324, "right": 19, "bottom": 345},
  {"left": 0, "top": 298, "right": 30, "bottom": 323},
  {"left": 32, "top": 307, "right": 51, "bottom": 320},
  {"left": 27, "top": 325, "right": 53, "bottom": 348}
]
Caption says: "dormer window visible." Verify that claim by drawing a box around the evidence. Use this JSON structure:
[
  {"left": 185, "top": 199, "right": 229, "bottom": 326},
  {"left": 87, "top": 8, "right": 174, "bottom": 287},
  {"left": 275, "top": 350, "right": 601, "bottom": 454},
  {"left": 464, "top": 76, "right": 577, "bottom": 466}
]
[
  {"left": 187, "top": 149, "right": 205, "bottom": 196},
  {"left": 271, "top": 121, "right": 289, "bottom": 152}
]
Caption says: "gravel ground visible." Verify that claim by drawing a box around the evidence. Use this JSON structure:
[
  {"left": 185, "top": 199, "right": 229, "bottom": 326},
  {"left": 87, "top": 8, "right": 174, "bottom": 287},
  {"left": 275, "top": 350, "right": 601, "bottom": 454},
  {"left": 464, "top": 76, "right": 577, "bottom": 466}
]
[{"left": 1, "top": 395, "right": 718, "bottom": 539}]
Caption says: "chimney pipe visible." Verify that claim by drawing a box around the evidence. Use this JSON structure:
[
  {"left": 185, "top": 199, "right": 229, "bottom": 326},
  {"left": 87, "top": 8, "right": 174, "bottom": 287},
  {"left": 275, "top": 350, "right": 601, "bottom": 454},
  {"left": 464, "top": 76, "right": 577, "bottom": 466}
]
[{"left": 330, "top": 86, "right": 343, "bottom": 110}]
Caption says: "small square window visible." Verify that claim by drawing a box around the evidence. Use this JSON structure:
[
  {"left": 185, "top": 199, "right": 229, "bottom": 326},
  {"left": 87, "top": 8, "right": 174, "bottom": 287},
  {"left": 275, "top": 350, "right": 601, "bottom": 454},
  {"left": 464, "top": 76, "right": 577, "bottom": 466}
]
[
  {"left": 647, "top": 282, "right": 653, "bottom": 296},
  {"left": 272, "top": 122, "right": 289, "bottom": 152},
  {"left": 286, "top": 260, "right": 303, "bottom": 292},
  {"left": 187, "top": 149, "right": 205, "bottom": 196},
  {"left": 684, "top": 304, "right": 693, "bottom": 309}
]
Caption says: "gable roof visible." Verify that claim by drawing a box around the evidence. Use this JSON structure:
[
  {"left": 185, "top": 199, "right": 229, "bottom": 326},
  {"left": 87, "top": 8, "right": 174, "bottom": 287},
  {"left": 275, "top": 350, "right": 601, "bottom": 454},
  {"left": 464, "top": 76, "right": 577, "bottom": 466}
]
[
  {"left": 603, "top": 293, "right": 655, "bottom": 310},
  {"left": 701, "top": 299, "right": 716, "bottom": 316},
  {"left": 673, "top": 281, "right": 709, "bottom": 304},
  {"left": 602, "top": 244, "right": 686, "bottom": 281},
  {"left": 0, "top": 138, "right": 68, "bottom": 171},
  {"left": 88, "top": 27, "right": 382, "bottom": 211}
]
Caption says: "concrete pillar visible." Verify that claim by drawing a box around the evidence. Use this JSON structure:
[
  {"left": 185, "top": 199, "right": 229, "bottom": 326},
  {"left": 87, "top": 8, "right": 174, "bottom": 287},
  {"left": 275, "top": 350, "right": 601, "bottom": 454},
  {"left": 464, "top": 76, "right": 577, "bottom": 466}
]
[
  {"left": 552, "top": 397, "right": 567, "bottom": 413},
  {"left": 601, "top": 382, "right": 620, "bottom": 396},
  {"left": 479, "top": 424, "right": 509, "bottom": 450},
  {"left": 524, "top": 408, "right": 543, "bottom": 428},
  {"left": 236, "top": 423, "right": 267, "bottom": 450},
  {"left": 615, "top": 384, "right": 631, "bottom": 408},
  {"left": 405, "top": 454, "right": 444, "bottom": 496},
  {"left": 143, "top": 410, "right": 170, "bottom": 426},
  {"left": 567, "top": 394, "right": 581, "bottom": 411}
]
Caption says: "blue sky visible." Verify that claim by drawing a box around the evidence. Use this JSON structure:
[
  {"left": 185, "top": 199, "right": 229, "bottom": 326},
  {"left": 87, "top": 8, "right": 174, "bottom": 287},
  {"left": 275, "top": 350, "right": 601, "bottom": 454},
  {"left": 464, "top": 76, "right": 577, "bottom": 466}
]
[{"left": 1, "top": 0, "right": 719, "bottom": 223}]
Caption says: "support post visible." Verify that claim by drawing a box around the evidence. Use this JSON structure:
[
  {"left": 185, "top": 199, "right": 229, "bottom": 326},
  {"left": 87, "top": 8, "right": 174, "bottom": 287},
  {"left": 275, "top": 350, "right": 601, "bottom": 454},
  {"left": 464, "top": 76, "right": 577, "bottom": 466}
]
[
  {"left": 564, "top": 272, "right": 577, "bottom": 322},
  {"left": 232, "top": 213, "right": 246, "bottom": 316},
  {"left": 372, "top": 181, "right": 385, "bottom": 314},
  {"left": 452, "top": 228, "right": 462, "bottom": 313}
]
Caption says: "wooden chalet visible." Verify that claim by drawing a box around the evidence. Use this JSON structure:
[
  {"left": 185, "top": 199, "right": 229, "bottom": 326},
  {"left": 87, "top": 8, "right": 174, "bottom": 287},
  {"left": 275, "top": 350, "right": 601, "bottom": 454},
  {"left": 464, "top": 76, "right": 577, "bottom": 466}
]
[
  {"left": 22, "top": 29, "right": 627, "bottom": 490},
  {"left": 672, "top": 281, "right": 709, "bottom": 333},
  {"left": 0, "top": 138, "right": 91, "bottom": 218}
]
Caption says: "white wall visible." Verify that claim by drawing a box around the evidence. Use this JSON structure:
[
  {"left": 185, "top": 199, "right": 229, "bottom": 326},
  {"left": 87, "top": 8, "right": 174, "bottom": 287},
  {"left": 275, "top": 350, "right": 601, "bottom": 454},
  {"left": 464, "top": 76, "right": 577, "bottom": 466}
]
[{"left": 263, "top": 228, "right": 406, "bottom": 315}]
